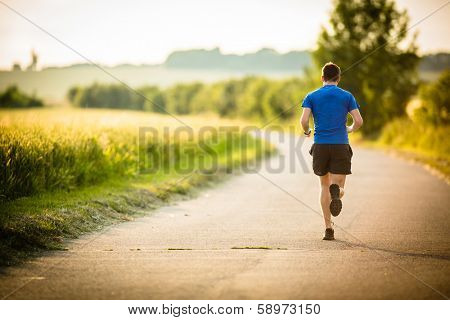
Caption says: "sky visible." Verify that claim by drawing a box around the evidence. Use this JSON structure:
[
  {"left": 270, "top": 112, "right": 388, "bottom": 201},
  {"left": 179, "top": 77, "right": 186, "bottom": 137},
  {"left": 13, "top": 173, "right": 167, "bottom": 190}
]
[{"left": 0, "top": 0, "right": 449, "bottom": 69}]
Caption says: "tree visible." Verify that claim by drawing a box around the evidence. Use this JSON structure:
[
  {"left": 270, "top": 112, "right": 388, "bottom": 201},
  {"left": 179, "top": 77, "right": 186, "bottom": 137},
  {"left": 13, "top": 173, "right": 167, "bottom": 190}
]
[
  {"left": 165, "top": 83, "right": 204, "bottom": 115},
  {"left": 0, "top": 85, "right": 43, "bottom": 108},
  {"left": 139, "top": 86, "right": 166, "bottom": 113},
  {"left": 263, "top": 78, "right": 313, "bottom": 121},
  {"left": 27, "top": 49, "right": 38, "bottom": 71},
  {"left": 314, "top": 0, "right": 419, "bottom": 134},
  {"left": 12, "top": 63, "right": 22, "bottom": 71},
  {"left": 189, "top": 83, "right": 221, "bottom": 115},
  {"left": 237, "top": 78, "right": 271, "bottom": 120}
]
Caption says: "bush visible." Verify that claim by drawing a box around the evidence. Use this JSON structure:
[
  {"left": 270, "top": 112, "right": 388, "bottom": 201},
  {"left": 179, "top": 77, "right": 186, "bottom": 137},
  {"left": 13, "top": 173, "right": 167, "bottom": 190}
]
[
  {"left": 379, "top": 118, "right": 450, "bottom": 158},
  {"left": 139, "top": 86, "right": 166, "bottom": 113},
  {"left": 0, "top": 85, "right": 43, "bottom": 108},
  {"left": 414, "top": 70, "right": 450, "bottom": 125},
  {"left": 67, "top": 83, "right": 140, "bottom": 109},
  {"left": 165, "top": 83, "right": 203, "bottom": 114}
]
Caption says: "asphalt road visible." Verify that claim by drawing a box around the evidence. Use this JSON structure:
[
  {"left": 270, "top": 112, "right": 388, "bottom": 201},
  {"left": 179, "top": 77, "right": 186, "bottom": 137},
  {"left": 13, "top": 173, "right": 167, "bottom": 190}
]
[{"left": 1, "top": 132, "right": 449, "bottom": 299}]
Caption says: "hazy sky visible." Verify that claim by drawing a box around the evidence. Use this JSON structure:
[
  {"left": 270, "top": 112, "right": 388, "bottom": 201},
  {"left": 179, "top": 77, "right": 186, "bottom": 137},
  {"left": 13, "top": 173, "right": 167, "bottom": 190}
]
[{"left": 0, "top": 0, "right": 449, "bottom": 69}]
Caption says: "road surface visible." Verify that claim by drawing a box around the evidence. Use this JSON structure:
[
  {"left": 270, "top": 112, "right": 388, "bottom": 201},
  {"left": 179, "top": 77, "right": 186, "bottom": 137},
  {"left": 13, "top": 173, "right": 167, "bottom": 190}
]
[{"left": 1, "top": 132, "right": 449, "bottom": 299}]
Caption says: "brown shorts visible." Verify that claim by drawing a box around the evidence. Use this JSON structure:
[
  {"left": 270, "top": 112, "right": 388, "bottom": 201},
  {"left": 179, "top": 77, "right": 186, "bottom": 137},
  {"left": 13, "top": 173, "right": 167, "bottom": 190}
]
[{"left": 309, "top": 144, "right": 353, "bottom": 176}]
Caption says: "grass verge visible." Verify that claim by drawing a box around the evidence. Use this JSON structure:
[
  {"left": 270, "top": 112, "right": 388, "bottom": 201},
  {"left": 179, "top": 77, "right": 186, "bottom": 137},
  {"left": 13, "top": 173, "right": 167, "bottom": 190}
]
[{"left": 351, "top": 118, "right": 450, "bottom": 182}]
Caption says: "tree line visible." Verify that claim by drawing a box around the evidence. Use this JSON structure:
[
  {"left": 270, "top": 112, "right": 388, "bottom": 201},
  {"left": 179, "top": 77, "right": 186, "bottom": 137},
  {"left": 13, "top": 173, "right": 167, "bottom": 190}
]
[
  {"left": 67, "top": 76, "right": 316, "bottom": 122},
  {"left": 66, "top": 66, "right": 448, "bottom": 132}
]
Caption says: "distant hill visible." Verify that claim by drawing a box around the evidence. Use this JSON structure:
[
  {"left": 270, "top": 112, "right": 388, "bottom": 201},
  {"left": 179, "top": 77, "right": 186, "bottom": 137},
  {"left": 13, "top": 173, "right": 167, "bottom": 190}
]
[
  {"left": 417, "top": 53, "right": 450, "bottom": 81},
  {"left": 419, "top": 53, "right": 450, "bottom": 72},
  {"left": 164, "top": 49, "right": 450, "bottom": 74},
  {"left": 164, "top": 48, "right": 311, "bottom": 71},
  {"left": 0, "top": 49, "right": 448, "bottom": 100},
  {"left": 0, "top": 65, "right": 282, "bottom": 101}
]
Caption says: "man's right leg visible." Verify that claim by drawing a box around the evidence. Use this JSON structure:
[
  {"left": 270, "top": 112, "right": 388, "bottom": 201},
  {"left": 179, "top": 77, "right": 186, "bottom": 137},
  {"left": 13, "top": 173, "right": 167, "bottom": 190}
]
[
  {"left": 329, "top": 173, "right": 346, "bottom": 216},
  {"left": 319, "top": 173, "right": 332, "bottom": 229}
]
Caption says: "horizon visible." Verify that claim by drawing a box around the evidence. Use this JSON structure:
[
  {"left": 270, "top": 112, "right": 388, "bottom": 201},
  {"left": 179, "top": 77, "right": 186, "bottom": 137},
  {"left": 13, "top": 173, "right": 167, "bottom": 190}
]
[
  {"left": 1, "top": 46, "right": 449, "bottom": 71},
  {"left": 1, "top": 0, "right": 449, "bottom": 69},
  {"left": 1, "top": 47, "right": 312, "bottom": 70}
]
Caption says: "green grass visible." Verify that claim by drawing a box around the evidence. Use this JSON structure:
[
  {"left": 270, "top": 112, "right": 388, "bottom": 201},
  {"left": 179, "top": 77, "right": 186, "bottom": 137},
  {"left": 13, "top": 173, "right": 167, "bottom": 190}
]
[
  {"left": 0, "top": 171, "right": 219, "bottom": 265},
  {"left": 378, "top": 118, "right": 449, "bottom": 157},
  {"left": 0, "top": 108, "right": 275, "bottom": 266},
  {"left": 0, "top": 112, "right": 268, "bottom": 201},
  {"left": 355, "top": 118, "right": 450, "bottom": 180}
]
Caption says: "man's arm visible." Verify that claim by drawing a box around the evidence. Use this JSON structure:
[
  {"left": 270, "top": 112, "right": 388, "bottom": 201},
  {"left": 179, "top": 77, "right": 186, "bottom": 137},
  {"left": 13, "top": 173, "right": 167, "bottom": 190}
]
[
  {"left": 300, "top": 107, "right": 312, "bottom": 136},
  {"left": 347, "top": 108, "right": 363, "bottom": 133}
]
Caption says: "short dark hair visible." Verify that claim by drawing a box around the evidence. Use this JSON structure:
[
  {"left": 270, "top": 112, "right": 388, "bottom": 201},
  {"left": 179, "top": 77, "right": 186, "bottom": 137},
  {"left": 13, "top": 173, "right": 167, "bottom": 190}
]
[{"left": 322, "top": 62, "right": 341, "bottom": 82}]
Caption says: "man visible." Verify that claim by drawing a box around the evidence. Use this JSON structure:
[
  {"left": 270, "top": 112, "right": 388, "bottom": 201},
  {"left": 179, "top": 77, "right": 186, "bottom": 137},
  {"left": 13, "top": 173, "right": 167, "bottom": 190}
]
[{"left": 300, "top": 62, "right": 363, "bottom": 241}]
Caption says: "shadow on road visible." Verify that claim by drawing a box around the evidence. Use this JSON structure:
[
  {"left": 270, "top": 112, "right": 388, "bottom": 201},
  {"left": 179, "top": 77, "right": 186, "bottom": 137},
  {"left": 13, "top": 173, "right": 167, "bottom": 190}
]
[{"left": 335, "top": 240, "right": 450, "bottom": 261}]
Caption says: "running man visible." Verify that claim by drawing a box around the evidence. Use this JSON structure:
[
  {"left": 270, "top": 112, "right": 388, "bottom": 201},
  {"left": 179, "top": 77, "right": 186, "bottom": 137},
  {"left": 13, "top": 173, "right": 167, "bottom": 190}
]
[{"left": 300, "top": 62, "right": 363, "bottom": 240}]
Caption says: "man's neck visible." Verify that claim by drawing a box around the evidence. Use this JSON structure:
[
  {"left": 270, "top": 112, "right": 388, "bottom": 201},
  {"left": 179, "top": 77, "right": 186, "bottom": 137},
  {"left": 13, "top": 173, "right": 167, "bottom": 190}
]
[{"left": 323, "top": 81, "right": 338, "bottom": 86}]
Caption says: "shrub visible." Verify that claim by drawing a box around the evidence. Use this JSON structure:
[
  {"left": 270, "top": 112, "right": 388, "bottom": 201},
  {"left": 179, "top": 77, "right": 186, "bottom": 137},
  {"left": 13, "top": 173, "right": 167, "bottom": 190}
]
[{"left": 0, "top": 85, "right": 43, "bottom": 108}]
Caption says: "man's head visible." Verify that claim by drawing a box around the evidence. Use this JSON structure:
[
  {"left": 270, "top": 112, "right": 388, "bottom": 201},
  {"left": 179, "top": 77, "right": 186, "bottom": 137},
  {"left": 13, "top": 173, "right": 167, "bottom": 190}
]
[{"left": 321, "top": 62, "right": 341, "bottom": 83}]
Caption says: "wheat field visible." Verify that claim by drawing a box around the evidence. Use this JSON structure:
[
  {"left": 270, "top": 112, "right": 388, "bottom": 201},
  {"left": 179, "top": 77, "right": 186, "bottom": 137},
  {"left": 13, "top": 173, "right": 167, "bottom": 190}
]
[{"left": 0, "top": 108, "right": 267, "bottom": 201}]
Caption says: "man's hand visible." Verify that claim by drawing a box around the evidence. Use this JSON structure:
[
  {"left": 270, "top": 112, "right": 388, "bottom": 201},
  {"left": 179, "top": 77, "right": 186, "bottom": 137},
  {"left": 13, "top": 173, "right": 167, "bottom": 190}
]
[
  {"left": 300, "top": 108, "right": 312, "bottom": 136},
  {"left": 348, "top": 109, "right": 363, "bottom": 133},
  {"left": 304, "top": 128, "right": 312, "bottom": 137}
]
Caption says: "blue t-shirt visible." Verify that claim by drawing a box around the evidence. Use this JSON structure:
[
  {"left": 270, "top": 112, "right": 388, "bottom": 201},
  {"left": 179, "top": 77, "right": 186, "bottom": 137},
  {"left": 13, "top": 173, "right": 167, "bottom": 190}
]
[{"left": 302, "top": 85, "right": 359, "bottom": 144}]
